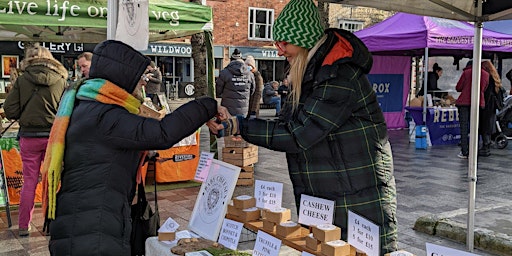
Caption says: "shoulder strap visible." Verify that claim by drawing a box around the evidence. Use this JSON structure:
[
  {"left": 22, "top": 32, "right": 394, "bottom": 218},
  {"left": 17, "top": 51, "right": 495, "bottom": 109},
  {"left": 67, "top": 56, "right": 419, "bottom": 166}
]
[{"left": 19, "top": 87, "right": 39, "bottom": 119}]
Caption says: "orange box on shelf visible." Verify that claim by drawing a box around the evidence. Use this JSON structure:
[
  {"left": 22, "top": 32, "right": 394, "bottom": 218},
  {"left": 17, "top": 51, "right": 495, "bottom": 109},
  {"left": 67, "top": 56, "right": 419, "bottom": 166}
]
[
  {"left": 305, "top": 233, "right": 321, "bottom": 251},
  {"left": 233, "top": 195, "right": 256, "bottom": 209},
  {"left": 239, "top": 207, "right": 261, "bottom": 222},
  {"left": 276, "top": 221, "right": 302, "bottom": 238},
  {"left": 321, "top": 240, "right": 351, "bottom": 256},
  {"left": 262, "top": 219, "right": 276, "bottom": 233},
  {"left": 265, "top": 207, "right": 292, "bottom": 224}
]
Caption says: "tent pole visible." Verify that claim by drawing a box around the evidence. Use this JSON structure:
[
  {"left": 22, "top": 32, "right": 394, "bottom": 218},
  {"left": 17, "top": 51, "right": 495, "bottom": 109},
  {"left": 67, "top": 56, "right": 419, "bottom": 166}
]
[
  {"left": 422, "top": 48, "right": 429, "bottom": 125},
  {"left": 107, "top": 0, "right": 118, "bottom": 40},
  {"left": 467, "top": 19, "right": 483, "bottom": 254}
]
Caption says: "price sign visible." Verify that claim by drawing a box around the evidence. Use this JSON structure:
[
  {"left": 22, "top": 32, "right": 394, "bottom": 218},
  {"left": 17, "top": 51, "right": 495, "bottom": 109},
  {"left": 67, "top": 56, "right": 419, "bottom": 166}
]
[
  {"left": 298, "top": 194, "right": 334, "bottom": 226},
  {"left": 426, "top": 243, "right": 480, "bottom": 256},
  {"left": 194, "top": 151, "right": 214, "bottom": 182},
  {"left": 218, "top": 218, "right": 243, "bottom": 250},
  {"left": 253, "top": 230, "right": 282, "bottom": 256},
  {"left": 347, "top": 210, "right": 380, "bottom": 256},
  {"left": 254, "top": 180, "right": 283, "bottom": 209}
]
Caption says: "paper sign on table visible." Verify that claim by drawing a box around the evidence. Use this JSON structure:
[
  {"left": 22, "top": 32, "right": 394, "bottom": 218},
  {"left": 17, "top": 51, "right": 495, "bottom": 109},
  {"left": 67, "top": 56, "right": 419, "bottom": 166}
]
[
  {"left": 194, "top": 151, "right": 215, "bottom": 182},
  {"left": 253, "top": 230, "right": 282, "bottom": 256},
  {"left": 426, "top": 243, "right": 480, "bottom": 256},
  {"left": 347, "top": 210, "right": 380, "bottom": 256},
  {"left": 158, "top": 217, "right": 180, "bottom": 233},
  {"left": 218, "top": 218, "right": 244, "bottom": 250},
  {"left": 298, "top": 194, "right": 334, "bottom": 226},
  {"left": 254, "top": 180, "right": 283, "bottom": 210}
]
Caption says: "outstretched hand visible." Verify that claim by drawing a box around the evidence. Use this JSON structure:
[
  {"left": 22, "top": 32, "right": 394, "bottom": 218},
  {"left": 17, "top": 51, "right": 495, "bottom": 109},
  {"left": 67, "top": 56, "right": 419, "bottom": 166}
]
[{"left": 206, "top": 106, "right": 232, "bottom": 135}]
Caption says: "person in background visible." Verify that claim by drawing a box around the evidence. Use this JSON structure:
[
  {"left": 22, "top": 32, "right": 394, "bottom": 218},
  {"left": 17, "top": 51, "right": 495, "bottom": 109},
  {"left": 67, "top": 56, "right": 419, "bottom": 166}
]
[
  {"left": 77, "top": 52, "right": 92, "bottom": 79},
  {"left": 506, "top": 68, "right": 512, "bottom": 96},
  {"left": 277, "top": 77, "right": 290, "bottom": 108},
  {"left": 417, "top": 62, "right": 443, "bottom": 96},
  {"left": 479, "top": 60, "right": 502, "bottom": 157},
  {"left": 3, "top": 44, "right": 68, "bottom": 237},
  {"left": 46, "top": 40, "right": 226, "bottom": 255},
  {"left": 245, "top": 55, "right": 263, "bottom": 118},
  {"left": 455, "top": 60, "right": 489, "bottom": 159},
  {"left": 213, "top": 0, "right": 398, "bottom": 253},
  {"left": 262, "top": 81, "right": 281, "bottom": 116},
  {"left": 144, "top": 61, "right": 163, "bottom": 107},
  {"left": 215, "top": 48, "right": 255, "bottom": 116}
]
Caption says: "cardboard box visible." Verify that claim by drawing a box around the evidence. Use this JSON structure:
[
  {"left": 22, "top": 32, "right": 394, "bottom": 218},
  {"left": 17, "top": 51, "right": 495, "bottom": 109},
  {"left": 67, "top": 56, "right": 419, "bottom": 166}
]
[
  {"left": 158, "top": 231, "right": 176, "bottom": 241},
  {"left": 276, "top": 221, "right": 302, "bottom": 238},
  {"left": 262, "top": 219, "right": 276, "bottom": 233},
  {"left": 241, "top": 165, "right": 254, "bottom": 173},
  {"left": 233, "top": 195, "right": 256, "bottom": 209},
  {"left": 384, "top": 250, "right": 415, "bottom": 256},
  {"left": 265, "top": 208, "right": 291, "bottom": 224},
  {"left": 240, "top": 207, "right": 261, "bottom": 222},
  {"left": 238, "top": 171, "right": 254, "bottom": 179},
  {"left": 227, "top": 203, "right": 241, "bottom": 217},
  {"left": 312, "top": 224, "right": 341, "bottom": 242},
  {"left": 321, "top": 240, "right": 351, "bottom": 256},
  {"left": 305, "top": 233, "right": 321, "bottom": 251},
  {"left": 139, "top": 104, "right": 164, "bottom": 120}
]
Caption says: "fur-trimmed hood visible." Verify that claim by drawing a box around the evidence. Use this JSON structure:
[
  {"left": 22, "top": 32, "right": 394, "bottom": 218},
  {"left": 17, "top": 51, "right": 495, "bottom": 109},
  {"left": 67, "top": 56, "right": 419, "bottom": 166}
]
[{"left": 20, "top": 57, "right": 69, "bottom": 86}]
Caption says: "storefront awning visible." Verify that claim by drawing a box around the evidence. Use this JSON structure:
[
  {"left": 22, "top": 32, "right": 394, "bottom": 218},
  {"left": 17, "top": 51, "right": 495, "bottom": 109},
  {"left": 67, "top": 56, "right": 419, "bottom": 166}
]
[{"left": 0, "top": 0, "right": 212, "bottom": 43}]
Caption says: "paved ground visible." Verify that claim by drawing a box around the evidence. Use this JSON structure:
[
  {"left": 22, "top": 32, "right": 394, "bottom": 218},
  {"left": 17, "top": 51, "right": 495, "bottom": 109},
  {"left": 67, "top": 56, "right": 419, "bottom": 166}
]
[{"left": 0, "top": 109, "right": 511, "bottom": 255}]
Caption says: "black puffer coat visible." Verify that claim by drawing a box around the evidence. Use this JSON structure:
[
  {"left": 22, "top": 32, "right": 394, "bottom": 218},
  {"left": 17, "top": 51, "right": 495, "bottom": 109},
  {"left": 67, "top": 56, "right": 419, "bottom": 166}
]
[
  {"left": 49, "top": 40, "right": 218, "bottom": 256},
  {"left": 215, "top": 59, "right": 255, "bottom": 115}
]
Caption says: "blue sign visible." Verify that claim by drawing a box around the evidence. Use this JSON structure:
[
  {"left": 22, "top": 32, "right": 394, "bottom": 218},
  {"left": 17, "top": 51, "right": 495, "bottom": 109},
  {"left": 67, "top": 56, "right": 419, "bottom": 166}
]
[{"left": 367, "top": 74, "right": 403, "bottom": 112}]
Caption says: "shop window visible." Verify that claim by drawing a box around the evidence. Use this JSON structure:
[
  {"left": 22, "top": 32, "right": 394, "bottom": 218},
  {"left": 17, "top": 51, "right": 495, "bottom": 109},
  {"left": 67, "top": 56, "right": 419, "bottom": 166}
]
[
  {"left": 338, "top": 20, "right": 364, "bottom": 32},
  {"left": 248, "top": 8, "right": 274, "bottom": 41}
]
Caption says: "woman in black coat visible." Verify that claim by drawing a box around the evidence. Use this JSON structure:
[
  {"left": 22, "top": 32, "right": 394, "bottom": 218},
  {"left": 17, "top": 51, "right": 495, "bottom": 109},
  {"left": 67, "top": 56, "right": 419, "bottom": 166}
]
[{"left": 48, "top": 40, "right": 223, "bottom": 256}]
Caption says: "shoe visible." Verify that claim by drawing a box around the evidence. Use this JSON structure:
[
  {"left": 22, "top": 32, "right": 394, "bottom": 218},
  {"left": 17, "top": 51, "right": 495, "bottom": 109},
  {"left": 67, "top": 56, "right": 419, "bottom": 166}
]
[
  {"left": 478, "top": 149, "right": 491, "bottom": 157},
  {"left": 19, "top": 226, "right": 31, "bottom": 237},
  {"left": 457, "top": 152, "right": 468, "bottom": 159}
]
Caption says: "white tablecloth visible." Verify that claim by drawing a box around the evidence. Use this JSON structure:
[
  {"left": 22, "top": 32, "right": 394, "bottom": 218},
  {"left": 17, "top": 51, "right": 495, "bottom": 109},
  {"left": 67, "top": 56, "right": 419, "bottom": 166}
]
[{"left": 145, "top": 230, "right": 199, "bottom": 256}]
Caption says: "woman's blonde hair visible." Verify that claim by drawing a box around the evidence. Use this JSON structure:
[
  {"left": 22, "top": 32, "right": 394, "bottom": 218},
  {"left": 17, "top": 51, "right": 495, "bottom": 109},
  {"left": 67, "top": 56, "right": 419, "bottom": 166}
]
[
  {"left": 288, "top": 48, "right": 309, "bottom": 111},
  {"left": 481, "top": 60, "right": 501, "bottom": 93}
]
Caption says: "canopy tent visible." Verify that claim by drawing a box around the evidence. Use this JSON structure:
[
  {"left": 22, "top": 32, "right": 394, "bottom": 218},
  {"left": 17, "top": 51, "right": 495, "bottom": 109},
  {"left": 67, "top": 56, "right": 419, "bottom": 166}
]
[
  {"left": 352, "top": 12, "right": 512, "bottom": 129},
  {"left": 327, "top": 0, "right": 512, "bottom": 252},
  {"left": 484, "top": 20, "right": 512, "bottom": 34},
  {"left": 354, "top": 12, "right": 512, "bottom": 56},
  {"left": 0, "top": 0, "right": 213, "bottom": 43}
]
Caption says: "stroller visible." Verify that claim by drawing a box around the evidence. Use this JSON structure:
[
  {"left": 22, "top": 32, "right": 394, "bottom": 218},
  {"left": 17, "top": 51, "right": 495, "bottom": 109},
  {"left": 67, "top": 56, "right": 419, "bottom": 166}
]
[{"left": 492, "top": 95, "right": 512, "bottom": 149}]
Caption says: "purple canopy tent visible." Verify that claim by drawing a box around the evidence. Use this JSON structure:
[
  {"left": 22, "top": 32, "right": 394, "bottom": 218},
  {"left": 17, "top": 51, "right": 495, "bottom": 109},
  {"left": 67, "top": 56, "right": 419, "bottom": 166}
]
[
  {"left": 354, "top": 13, "right": 512, "bottom": 129},
  {"left": 355, "top": 12, "right": 512, "bottom": 56}
]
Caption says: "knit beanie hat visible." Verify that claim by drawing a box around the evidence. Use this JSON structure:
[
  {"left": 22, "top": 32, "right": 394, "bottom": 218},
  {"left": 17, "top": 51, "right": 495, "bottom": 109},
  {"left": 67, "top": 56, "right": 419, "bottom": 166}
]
[
  {"left": 272, "top": 0, "right": 324, "bottom": 49},
  {"left": 245, "top": 55, "right": 256, "bottom": 67},
  {"left": 90, "top": 40, "right": 151, "bottom": 93},
  {"left": 231, "top": 48, "right": 242, "bottom": 60}
]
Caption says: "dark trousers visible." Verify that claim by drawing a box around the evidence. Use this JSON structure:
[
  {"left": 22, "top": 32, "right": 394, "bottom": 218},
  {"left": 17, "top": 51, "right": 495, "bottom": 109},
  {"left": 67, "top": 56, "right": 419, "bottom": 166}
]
[{"left": 458, "top": 106, "right": 470, "bottom": 155}]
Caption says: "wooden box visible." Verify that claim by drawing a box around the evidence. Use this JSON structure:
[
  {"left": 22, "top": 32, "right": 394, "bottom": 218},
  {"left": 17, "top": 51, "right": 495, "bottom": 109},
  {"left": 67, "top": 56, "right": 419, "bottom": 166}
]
[
  {"left": 227, "top": 203, "right": 241, "bottom": 217},
  {"left": 240, "top": 207, "right": 261, "bottom": 222},
  {"left": 224, "top": 136, "right": 251, "bottom": 148},
  {"left": 265, "top": 208, "right": 291, "bottom": 224},
  {"left": 236, "top": 177, "right": 254, "bottom": 186},
  {"left": 312, "top": 224, "right": 341, "bottom": 242},
  {"left": 233, "top": 195, "right": 256, "bottom": 209},
  {"left": 222, "top": 145, "right": 258, "bottom": 166},
  {"left": 305, "top": 233, "right": 321, "bottom": 251},
  {"left": 158, "top": 231, "right": 176, "bottom": 241},
  {"left": 262, "top": 219, "right": 276, "bottom": 233},
  {"left": 276, "top": 221, "right": 302, "bottom": 238},
  {"left": 321, "top": 240, "right": 351, "bottom": 256}
]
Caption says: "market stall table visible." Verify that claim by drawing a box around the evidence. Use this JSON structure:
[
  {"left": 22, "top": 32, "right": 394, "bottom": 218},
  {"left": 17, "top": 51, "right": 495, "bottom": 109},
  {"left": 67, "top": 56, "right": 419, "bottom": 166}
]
[{"left": 405, "top": 106, "right": 461, "bottom": 145}]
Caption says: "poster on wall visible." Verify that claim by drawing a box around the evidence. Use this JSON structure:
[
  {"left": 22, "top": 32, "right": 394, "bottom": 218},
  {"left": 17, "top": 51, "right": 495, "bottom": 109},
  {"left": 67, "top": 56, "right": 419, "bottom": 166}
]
[
  {"left": 188, "top": 159, "right": 240, "bottom": 241},
  {"left": 2, "top": 55, "right": 19, "bottom": 79}
]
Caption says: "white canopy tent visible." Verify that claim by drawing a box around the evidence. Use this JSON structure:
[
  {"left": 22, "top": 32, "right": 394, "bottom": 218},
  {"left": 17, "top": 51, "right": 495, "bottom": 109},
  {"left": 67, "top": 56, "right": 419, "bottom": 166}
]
[{"left": 325, "top": 0, "right": 512, "bottom": 251}]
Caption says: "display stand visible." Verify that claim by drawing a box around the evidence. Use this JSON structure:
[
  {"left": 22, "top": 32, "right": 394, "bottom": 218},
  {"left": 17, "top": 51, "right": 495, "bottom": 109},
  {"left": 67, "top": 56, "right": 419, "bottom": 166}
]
[{"left": 226, "top": 214, "right": 318, "bottom": 255}]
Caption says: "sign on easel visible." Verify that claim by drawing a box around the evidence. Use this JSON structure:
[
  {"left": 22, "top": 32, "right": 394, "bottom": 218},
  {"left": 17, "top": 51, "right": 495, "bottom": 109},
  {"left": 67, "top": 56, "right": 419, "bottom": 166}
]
[
  {"left": 188, "top": 160, "right": 240, "bottom": 241},
  {"left": 347, "top": 210, "right": 380, "bottom": 256},
  {"left": 298, "top": 194, "right": 334, "bottom": 226},
  {"left": 254, "top": 180, "right": 283, "bottom": 210}
]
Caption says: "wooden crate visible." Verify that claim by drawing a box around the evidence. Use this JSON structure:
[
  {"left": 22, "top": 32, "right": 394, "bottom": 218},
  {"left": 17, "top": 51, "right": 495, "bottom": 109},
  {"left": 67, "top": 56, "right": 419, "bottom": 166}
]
[
  {"left": 222, "top": 145, "right": 258, "bottom": 166},
  {"left": 224, "top": 136, "right": 251, "bottom": 148},
  {"left": 236, "top": 177, "right": 254, "bottom": 186}
]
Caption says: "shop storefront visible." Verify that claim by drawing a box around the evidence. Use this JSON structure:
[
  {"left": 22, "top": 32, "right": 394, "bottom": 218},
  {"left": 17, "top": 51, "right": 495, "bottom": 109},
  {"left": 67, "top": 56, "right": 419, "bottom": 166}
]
[
  {"left": 0, "top": 41, "right": 96, "bottom": 92},
  {"left": 228, "top": 46, "right": 287, "bottom": 83}
]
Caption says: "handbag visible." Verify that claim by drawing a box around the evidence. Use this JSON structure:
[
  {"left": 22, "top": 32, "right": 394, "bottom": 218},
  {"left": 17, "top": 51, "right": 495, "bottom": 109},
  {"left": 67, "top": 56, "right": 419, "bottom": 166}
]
[{"left": 130, "top": 164, "right": 160, "bottom": 256}]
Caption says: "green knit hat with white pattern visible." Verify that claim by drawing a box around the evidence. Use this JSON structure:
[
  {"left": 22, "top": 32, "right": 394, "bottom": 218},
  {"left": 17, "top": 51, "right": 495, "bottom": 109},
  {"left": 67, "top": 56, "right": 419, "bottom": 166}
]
[{"left": 272, "top": 0, "right": 324, "bottom": 49}]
